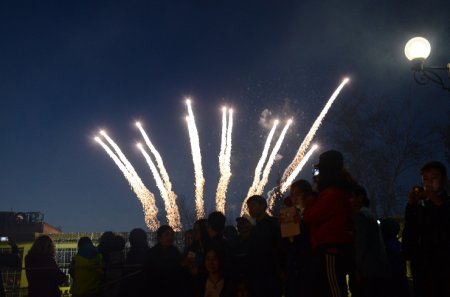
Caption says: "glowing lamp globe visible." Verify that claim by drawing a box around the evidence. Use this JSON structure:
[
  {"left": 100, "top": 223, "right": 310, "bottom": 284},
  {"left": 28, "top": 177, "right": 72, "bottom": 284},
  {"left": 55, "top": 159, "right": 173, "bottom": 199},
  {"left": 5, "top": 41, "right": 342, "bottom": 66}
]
[{"left": 404, "top": 37, "right": 431, "bottom": 61}]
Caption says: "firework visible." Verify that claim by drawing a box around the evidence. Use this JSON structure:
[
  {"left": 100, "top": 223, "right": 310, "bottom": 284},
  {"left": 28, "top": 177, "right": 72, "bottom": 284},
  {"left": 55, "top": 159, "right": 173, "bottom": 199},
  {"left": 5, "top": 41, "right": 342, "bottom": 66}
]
[
  {"left": 186, "top": 99, "right": 205, "bottom": 219},
  {"left": 135, "top": 122, "right": 182, "bottom": 230},
  {"left": 95, "top": 136, "right": 159, "bottom": 230},
  {"left": 215, "top": 108, "right": 233, "bottom": 213},
  {"left": 247, "top": 120, "right": 279, "bottom": 196},
  {"left": 255, "top": 119, "right": 292, "bottom": 195},
  {"left": 280, "top": 78, "right": 349, "bottom": 190},
  {"left": 137, "top": 143, "right": 182, "bottom": 231},
  {"left": 280, "top": 144, "right": 318, "bottom": 194}
]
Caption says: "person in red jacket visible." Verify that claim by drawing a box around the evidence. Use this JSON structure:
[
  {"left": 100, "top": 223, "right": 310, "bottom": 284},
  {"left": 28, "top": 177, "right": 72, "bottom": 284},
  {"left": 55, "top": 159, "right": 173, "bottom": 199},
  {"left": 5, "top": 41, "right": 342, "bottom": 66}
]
[{"left": 303, "top": 150, "right": 356, "bottom": 297}]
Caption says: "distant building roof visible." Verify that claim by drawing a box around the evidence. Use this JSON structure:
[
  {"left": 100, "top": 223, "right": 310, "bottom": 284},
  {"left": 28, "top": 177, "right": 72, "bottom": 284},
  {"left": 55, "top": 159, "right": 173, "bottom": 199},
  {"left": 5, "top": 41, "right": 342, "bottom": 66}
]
[{"left": 0, "top": 211, "right": 61, "bottom": 242}]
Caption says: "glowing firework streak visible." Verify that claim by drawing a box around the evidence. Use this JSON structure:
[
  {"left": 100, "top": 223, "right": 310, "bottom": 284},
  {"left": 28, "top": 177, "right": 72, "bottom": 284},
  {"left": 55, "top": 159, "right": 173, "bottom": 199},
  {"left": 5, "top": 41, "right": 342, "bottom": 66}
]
[
  {"left": 280, "top": 144, "right": 318, "bottom": 194},
  {"left": 137, "top": 144, "right": 182, "bottom": 231},
  {"left": 186, "top": 99, "right": 205, "bottom": 218},
  {"left": 224, "top": 109, "right": 233, "bottom": 186},
  {"left": 255, "top": 119, "right": 292, "bottom": 195},
  {"left": 280, "top": 78, "right": 349, "bottom": 191},
  {"left": 100, "top": 131, "right": 142, "bottom": 181},
  {"left": 135, "top": 122, "right": 181, "bottom": 230},
  {"left": 241, "top": 120, "right": 279, "bottom": 215},
  {"left": 215, "top": 108, "right": 233, "bottom": 213},
  {"left": 95, "top": 137, "right": 159, "bottom": 231},
  {"left": 218, "top": 107, "right": 227, "bottom": 174}
]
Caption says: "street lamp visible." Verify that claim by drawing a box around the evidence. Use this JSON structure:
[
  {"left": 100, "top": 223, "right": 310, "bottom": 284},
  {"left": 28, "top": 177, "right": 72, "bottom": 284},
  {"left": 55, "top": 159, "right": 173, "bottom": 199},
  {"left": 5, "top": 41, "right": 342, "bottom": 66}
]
[{"left": 404, "top": 36, "right": 450, "bottom": 91}]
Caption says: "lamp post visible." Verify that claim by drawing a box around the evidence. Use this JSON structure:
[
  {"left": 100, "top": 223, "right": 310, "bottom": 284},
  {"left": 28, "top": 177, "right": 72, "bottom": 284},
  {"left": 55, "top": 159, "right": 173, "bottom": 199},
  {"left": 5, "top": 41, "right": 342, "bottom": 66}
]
[{"left": 404, "top": 37, "right": 450, "bottom": 91}]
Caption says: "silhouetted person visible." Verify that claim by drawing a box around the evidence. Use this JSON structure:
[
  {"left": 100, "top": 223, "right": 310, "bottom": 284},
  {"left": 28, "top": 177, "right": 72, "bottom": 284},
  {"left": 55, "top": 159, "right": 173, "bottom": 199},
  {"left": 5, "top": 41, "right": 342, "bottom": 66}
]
[
  {"left": 182, "top": 229, "right": 194, "bottom": 258},
  {"left": 350, "top": 186, "right": 389, "bottom": 297},
  {"left": 0, "top": 237, "right": 20, "bottom": 297},
  {"left": 183, "top": 219, "right": 209, "bottom": 296},
  {"left": 145, "top": 225, "right": 183, "bottom": 297},
  {"left": 98, "top": 232, "right": 125, "bottom": 297},
  {"left": 233, "top": 216, "right": 254, "bottom": 280},
  {"left": 196, "top": 248, "right": 237, "bottom": 297},
  {"left": 120, "top": 228, "right": 149, "bottom": 297},
  {"left": 25, "top": 235, "right": 66, "bottom": 297},
  {"left": 246, "top": 195, "right": 282, "bottom": 297},
  {"left": 223, "top": 225, "right": 239, "bottom": 250},
  {"left": 303, "top": 150, "right": 355, "bottom": 297},
  {"left": 205, "top": 211, "right": 227, "bottom": 251},
  {"left": 206, "top": 211, "right": 232, "bottom": 277},
  {"left": 69, "top": 236, "right": 102, "bottom": 297},
  {"left": 380, "top": 218, "right": 409, "bottom": 297},
  {"left": 281, "top": 179, "right": 314, "bottom": 297},
  {"left": 402, "top": 161, "right": 450, "bottom": 297}
]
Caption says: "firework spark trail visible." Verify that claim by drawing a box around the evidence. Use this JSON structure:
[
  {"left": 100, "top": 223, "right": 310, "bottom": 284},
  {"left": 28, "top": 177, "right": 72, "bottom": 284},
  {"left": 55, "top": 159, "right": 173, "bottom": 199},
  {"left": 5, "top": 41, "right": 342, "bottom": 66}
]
[
  {"left": 224, "top": 109, "right": 233, "bottom": 180},
  {"left": 216, "top": 108, "right": 234, "bottom": 213},
  {"left": 95, "top": 137, "right": 159, "bottom": 231},
  {"left": 218, "top": 107, "right": 227, "bottom": 173},
  {"left": 280, "top": 78, "right": 350, "bottom": 188},
  {"left": 137, "top": 144, "right": 182, "bottom": 231},
  {"left": 255, "top": 119, "right": 292, "bottom": 195},
  {"left": 280, "top": 144, "right": 319, "bottom": 194},
  {"left": 186, "top": 99, "right": 205, "bottom": 219},
  {"left": 247, "top": 120, "right": 279, "bottom": 197},
  {"left": 100, "top": 131, "right": 142, "bottom": 181},
  {"left": 241, "top": 120, "right": 279, "bottom": 215},
  {"left": 215, "top": 107, "right": 228, "bottom": 213},
  {"left": 135, "top": 122, "right": 182, "bottom": 230}
]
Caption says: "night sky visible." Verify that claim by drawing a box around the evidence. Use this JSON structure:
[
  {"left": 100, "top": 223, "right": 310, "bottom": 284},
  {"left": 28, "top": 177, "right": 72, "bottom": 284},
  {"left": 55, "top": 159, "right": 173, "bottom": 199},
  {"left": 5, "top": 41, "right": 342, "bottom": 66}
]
[{"left": 1, "top": 1, "right": 449, "bottom": 232}]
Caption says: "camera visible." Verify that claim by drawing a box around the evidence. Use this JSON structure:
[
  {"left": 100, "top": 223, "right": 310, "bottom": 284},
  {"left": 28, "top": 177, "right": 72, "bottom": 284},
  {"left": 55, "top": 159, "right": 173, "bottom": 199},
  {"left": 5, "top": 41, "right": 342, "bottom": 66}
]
[
  {"left": 413, "top": 186, "right": 424, "bottom": 193},
  {"left": 313, "top": 166, "right": 320, "bottom": 177}
]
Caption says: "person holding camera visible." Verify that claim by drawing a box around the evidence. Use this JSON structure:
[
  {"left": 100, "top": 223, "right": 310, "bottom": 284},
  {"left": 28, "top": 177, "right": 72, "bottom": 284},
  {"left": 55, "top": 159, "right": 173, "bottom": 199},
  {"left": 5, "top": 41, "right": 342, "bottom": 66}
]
[
  {"left": 402, "top": 161, "right": 450, "bottom": 297},
  {"left": 0, "top": 237, "right": 21, "bottom": 297},
  {"left": 303, "top": 150, "right": 356, "bottom": 297}
]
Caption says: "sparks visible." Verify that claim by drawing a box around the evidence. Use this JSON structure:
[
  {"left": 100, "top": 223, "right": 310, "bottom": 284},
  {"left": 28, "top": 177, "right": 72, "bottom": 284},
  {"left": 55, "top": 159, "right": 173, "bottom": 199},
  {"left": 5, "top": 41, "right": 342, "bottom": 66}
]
[
  {"left": 280, "top": 78, "right": 349, "bottom": 191},
  {"left": 138, "top": 144, "right": 182, "bottom": 231},
  {"left": 185, "top": 99, "right": 205, "bottom": 218},
  {"left": 96, "top": 137, "right": 159, "bottom": 231},
  {"left": 255, "top": 119, "right": 292, "bottom": 195},
  {"left": 215, "top": 108, "right": 234, "bottom": 213},
  {"left": 136, "top": 122, "right": 182, "bottom": 231}
]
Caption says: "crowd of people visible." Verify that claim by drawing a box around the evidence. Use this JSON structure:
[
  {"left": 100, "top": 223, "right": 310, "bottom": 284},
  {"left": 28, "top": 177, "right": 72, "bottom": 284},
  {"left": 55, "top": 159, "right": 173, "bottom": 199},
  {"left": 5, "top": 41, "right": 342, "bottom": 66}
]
[{"left": 1, "top": 150, "right": 449, "bottom": 297}]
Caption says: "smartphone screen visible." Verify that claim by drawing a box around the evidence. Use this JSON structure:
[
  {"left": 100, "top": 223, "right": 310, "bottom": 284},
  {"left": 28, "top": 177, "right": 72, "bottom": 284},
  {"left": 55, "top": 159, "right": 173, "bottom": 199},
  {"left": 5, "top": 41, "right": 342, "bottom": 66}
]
[{"left": 313, "top": 167, "right": 320, "bottom": 176}]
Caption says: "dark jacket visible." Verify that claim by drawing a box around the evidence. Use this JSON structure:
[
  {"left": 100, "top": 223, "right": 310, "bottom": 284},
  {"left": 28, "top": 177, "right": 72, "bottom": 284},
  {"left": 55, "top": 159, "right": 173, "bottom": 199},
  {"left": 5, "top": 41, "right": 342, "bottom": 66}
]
[
  {"left": 25, "top": 254, "right": 66, "bottom": 297},
  {"left": 120, "top": 246, "right": 148, "bottom": 297},
  {"left": 247, "top": 214, "right": 282, "bottom": 297},
  {"left": 402, "top": 191, "right": 450, "bottom": 260},
  {"left": 195, "top": 275, "right": 237, "bottom": 297},
  {"left": 144, "top": 244, "right": 183, "bottom": 297}
]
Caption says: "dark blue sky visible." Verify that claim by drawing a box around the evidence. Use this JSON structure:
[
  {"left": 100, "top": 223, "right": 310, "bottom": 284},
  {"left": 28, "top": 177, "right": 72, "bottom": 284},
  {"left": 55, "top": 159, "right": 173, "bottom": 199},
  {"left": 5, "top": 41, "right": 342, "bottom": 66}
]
[{"left": 1, "top": 1, "right": 449, "bottom": 232}]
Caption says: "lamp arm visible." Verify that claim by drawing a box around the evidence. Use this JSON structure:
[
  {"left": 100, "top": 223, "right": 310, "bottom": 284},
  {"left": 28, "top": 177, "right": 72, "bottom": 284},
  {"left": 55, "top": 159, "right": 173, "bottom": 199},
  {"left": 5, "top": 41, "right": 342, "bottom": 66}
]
[{"left": 413, "top": 63, "right": 450, "bottom": 91}]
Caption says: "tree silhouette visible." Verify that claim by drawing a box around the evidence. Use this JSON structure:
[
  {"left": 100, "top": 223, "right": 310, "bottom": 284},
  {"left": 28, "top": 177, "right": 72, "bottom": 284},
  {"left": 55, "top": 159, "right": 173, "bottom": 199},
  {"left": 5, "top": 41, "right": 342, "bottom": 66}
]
[{"left": 326, "top": 93, "right": 434, "bottom": 216}]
